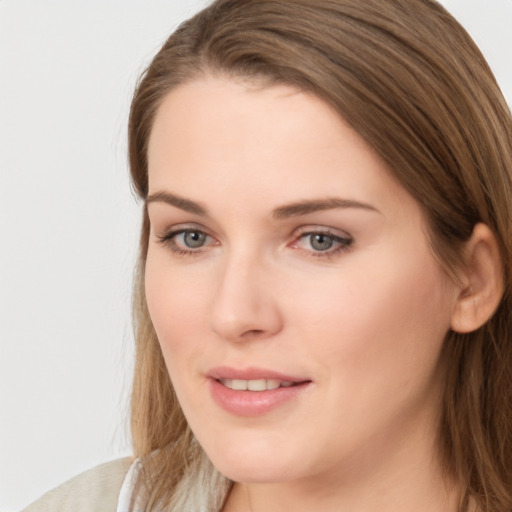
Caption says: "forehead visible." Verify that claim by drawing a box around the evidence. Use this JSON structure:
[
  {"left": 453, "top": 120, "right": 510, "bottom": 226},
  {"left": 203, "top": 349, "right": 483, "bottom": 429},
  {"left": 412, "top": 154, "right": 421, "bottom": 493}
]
[
  {"left": 147, "top": 77, "right": 350, "bottom": 171},
  {"left": 146, "top": 76, "right": 416, "bottom": 222}
]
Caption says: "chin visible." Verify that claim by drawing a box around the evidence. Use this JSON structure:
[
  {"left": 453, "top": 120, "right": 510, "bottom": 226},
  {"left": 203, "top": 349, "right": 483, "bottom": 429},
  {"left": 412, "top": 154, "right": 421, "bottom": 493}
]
[
  {"left": 215, "top": 460, "right": 294, "bottom": 484},
  {"left": 202, "top": 437, "right": 299, "bottom": 483}
]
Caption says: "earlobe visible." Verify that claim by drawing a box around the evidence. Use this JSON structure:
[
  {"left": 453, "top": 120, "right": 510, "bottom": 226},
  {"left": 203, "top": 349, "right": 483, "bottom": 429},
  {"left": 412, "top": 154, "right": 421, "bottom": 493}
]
[{"left": 450, "top": 223, "right": 504, "bottom": 334}]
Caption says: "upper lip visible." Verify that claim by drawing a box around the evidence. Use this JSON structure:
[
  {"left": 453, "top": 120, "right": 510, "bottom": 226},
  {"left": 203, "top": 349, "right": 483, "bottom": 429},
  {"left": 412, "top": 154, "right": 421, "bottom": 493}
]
[{"left": 208, "top": 366, "right": 310, "bottom": 383}]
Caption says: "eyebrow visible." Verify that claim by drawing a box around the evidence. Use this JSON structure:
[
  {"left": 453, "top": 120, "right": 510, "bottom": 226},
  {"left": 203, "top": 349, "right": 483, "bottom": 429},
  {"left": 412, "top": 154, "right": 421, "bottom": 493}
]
[
  {"left": 146, "top": 191, "right": 379, "bottom": 218},
  {"left": 146, "top": 191, "right": 207, "bottom": 216},
  {"left": 272, "top": 197, "right": 380, "bottom": 219}
]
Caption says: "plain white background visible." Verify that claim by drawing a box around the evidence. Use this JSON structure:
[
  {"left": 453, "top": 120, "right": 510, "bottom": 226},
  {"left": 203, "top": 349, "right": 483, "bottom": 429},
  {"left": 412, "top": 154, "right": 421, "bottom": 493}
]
[{"left": 0, "top": 1, "right": 510, "bottom": 510}]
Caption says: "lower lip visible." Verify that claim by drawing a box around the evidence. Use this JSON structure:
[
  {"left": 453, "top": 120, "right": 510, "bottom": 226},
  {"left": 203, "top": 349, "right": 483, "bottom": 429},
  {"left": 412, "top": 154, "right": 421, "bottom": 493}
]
[{"left": 209, "top": 379, "right": 310, "bottom": 416}]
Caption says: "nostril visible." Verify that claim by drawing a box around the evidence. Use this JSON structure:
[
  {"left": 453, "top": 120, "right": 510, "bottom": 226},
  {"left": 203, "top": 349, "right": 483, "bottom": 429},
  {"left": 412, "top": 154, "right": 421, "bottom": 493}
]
[{"left": 242, "top": 329, "right": 265, "bottom": 338}]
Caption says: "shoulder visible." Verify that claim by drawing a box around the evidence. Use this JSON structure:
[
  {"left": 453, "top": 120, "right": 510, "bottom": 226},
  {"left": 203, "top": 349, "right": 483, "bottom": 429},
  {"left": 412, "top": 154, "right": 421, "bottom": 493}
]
[{"left": 21, "top": 457, "right": 133, "bottom": 512}]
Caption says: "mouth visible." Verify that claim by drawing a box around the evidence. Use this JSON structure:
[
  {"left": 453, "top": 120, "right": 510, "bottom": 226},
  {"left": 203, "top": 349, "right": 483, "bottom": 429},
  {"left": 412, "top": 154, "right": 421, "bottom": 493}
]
[
  {"left": 217, "top": 378, "right": 298, "bottom": 391},
  {"left": 207, "top": 367, "right": 312, "bottom": 416}
]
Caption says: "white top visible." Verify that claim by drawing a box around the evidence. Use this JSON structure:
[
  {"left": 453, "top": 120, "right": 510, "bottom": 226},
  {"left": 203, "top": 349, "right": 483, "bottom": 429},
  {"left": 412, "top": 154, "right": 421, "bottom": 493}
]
[{"left": 116, "top": 459, "right": 143, "bottom": 512}]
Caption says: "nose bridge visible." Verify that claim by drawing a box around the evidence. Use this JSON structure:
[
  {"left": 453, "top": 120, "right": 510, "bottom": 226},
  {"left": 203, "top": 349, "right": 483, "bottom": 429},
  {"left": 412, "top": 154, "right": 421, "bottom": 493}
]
[{"left": 210, "top": 246, "right": 282, "bottom": 342}]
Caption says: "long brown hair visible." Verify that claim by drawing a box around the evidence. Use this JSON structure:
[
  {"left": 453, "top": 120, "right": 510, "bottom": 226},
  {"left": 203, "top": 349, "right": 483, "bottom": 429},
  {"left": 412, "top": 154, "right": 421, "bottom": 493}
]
[{"left": 128, "top": 1, "right": 512, "bottom": 510}]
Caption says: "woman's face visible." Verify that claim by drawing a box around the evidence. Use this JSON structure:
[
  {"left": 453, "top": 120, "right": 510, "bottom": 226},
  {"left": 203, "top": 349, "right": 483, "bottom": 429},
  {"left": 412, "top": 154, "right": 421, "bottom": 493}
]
[{"left": 145, "top": 77, "right": 460, "bottom": 485}]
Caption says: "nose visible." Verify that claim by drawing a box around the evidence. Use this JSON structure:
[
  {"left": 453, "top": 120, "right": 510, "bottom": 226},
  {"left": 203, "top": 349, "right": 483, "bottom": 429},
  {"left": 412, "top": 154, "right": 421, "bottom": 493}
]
[{"left": 209, "top": 252, "right": 283, "bottom": 343}]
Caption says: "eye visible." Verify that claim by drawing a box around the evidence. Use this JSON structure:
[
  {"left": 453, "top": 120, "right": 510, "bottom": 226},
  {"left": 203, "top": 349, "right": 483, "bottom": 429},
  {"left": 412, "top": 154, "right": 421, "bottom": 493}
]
[
  {"left": 179, "top": 230, "right": 208, "bottom": 249},
  {"left": 309, "top": 233, "right": 336, "bottom": 251},
  {"left": 156, "top": 227, "right": 215, "bottom": 255},
  {"left": 291, "top": 229, "right": 353, "bottom": 257}
]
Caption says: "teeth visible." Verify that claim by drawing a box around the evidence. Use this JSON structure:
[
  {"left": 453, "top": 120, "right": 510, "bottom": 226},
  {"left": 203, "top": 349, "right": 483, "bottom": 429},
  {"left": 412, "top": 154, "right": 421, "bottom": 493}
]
[
  {"left": 219, "top": 378, "right": 294, "bottom": 391},
  {"left": 232, "top": 379, "right": 247, "bottom": 390},
  {"left": 265, "top": 379, "right": 281, "bottom": 390},
  {"left": 248, "top": 379, "right": 266, "bottom": 391}
]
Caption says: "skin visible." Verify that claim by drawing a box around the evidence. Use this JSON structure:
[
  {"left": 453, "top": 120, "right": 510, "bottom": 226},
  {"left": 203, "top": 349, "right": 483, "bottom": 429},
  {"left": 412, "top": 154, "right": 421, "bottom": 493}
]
[{"left": 144, "top": 76, "right": 464, "bottom": 512}]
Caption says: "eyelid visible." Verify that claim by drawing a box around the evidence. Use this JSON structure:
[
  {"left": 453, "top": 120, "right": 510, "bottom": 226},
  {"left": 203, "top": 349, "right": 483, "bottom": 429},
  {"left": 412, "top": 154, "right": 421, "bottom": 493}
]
[
  {"left": 155, "top": 222, "right": 206, "bottom": 238},
  {"left": 291, "top": 224, "right": 353, "bottom": 241}
]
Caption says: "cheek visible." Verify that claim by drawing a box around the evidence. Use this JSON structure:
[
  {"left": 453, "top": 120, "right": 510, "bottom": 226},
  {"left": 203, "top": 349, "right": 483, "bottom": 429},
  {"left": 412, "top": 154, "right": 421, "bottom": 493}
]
[
  {"left": 289, "top": 248, "right": 454, "bottom": 386},
  {"left": 144, "top": 253, "right": 208, "bottom": 358},
  {"left": 144, "top": 256, "right": 212, "bottom": 419},
  {"left": 276, "top": 251, "right": 454, "bottom": 461}
]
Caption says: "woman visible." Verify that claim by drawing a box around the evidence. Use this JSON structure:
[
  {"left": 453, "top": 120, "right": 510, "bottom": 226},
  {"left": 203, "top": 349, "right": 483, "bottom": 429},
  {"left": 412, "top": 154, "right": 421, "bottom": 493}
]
[{"left": 24, "top": 0, "right": 512, "bottom": 511}]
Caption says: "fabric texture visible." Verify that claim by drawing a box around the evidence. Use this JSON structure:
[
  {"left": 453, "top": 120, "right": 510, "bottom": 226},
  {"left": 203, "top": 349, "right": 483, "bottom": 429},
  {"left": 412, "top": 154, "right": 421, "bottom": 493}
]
[
  {"left": 21, "top": 458, "right": 133, "bottom": 512},
  {"left": 116, "top": 458, "right": 145, "bottom": 512}
]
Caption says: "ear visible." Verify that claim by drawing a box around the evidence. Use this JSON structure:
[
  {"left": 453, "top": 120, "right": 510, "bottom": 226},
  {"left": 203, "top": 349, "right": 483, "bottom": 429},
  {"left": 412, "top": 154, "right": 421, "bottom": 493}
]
[{"left": 450, "top": 223, "right": 504, "bottom": 334}]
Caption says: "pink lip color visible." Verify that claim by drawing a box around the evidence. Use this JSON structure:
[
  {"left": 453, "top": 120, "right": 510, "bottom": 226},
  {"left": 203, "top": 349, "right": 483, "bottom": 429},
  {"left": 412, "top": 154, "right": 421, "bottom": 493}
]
[{"left": 208, "top": 366, "right": 311, "bottom": 417}]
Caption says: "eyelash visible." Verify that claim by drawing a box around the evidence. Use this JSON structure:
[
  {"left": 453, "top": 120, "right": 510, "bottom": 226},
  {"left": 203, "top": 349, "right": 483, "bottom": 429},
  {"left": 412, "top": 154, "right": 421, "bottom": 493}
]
[{"left": 155, "top": 226, "right": 353, "bottom": 259}]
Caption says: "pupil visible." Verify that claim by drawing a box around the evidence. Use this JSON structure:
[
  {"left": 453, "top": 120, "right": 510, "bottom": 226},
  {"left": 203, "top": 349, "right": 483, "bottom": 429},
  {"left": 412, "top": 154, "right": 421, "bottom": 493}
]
[
  {"left": 184, "top": 231, "right": 205, "bottom": 248},
  {"left": 311, "top": 234, "right": 333, "bottom": 251}
]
